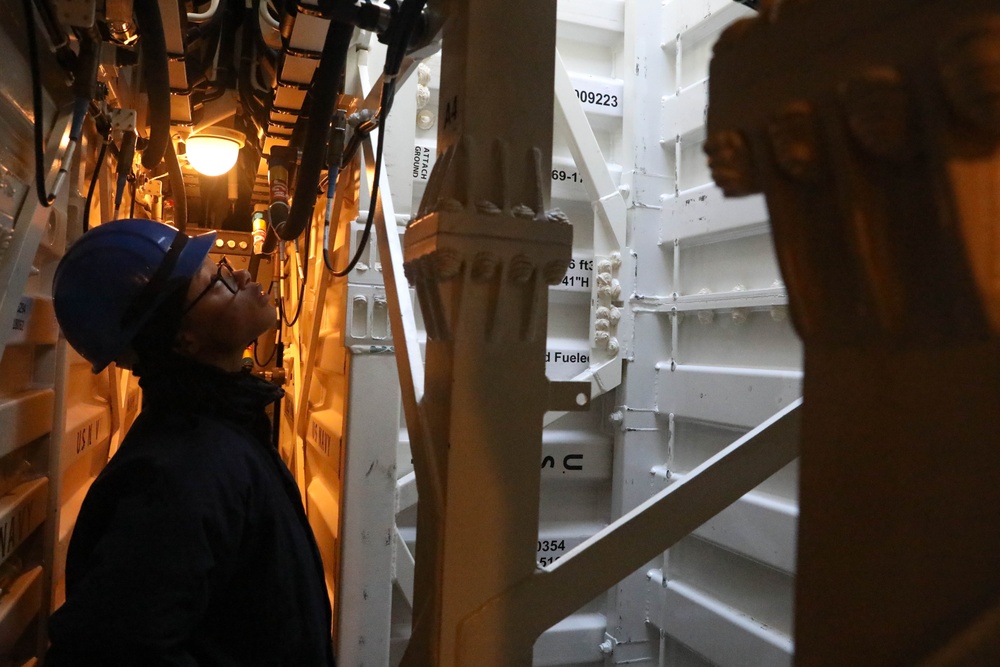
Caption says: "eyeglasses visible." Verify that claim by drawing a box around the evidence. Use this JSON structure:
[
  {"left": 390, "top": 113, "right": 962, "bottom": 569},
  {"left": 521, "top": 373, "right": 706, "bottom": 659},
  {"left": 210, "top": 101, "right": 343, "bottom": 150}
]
[{"left": 181, "top": 257, "right": 238, "bottom": 317}]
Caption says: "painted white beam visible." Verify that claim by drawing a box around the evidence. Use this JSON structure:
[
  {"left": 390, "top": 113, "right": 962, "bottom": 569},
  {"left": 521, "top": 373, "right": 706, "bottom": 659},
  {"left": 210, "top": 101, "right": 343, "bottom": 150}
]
[
  {"left": 0, "top": 565, "right": 43, "bottom": 657},
  {"left": 632, "top": 286, "right": 788, "bottom": 314},
  {"left": 546, "top": 52, "right": 627, "bottom": 425},
  {"left": 554, "top": 53, "right": 626, "bottom": 257},
  {"left": 0, "top": 390, "right": 54, "bottom": 460},
  {"left": 662, "top": 79, "right": 709, "bottom": 143},
  {"left": 457, "top": 400, "right": 802, "bottom": 654},
  {"left": 541, "top": 429, "right": 613, "bottom": 482},
  {"left": 337, "top": 353, "right": 400, "bottom": 666},
  {"left": 0, "top": 113, "right": 72, "bottom": 361},
  {"left": 657, "top": 478, "right": 798, "bottom": 574},
  {"left": 664, "top": 0, "right": 756, "bottom": 47},
  {"left": 533, "top": 612, "right": 607, "bottom": 667},
  {"left": 557, "top": 0, "right": 625, "bottom": 44},
  {"left": 393, "top": 526, "right": 415, "bottom": 608},
  {"left": 661, "top": 183, "right": 769, "bottom": 245},
  {"left": 396, "top": 471, "right": 418, "bottom": 513},
  {"left": 361, "top": 134, "right": 443, "bottom": 511},
  {"left": 655, "top": 364, "right": 802, "bottom": 429},
  {"left": 654, "top": 576, "right": 793, "bottom": 666}
]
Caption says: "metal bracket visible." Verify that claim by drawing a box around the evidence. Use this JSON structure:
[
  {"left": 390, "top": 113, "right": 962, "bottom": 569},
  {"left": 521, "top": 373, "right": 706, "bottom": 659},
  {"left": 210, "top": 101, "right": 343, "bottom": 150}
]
[
  {"left": 56, "top": 0, "right": 96, "bottom": 28},
  {"left": 547, "top": 380, "right": 591, "bottom": 412},
  {"left": 110, "top": 108, "right": 137, "bottom": 132}
]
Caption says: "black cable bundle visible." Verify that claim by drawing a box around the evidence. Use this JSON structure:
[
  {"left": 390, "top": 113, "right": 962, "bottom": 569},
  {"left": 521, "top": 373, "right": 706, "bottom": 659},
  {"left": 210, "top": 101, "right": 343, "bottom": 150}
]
[
  {"left": 328, "top": 0, "right": 428, "bottom": 277},
  {"left": 278, "top": 20, "right": 354, "bottom": 242},
  {"left": 23, "top": 0, "right": 57, "bottom": 208},
  {"left": 82, "top": 138, "right": 110, "bottom": 232},
  {"left": 134, "top": 1, "right": 171, "bottom": 170}
]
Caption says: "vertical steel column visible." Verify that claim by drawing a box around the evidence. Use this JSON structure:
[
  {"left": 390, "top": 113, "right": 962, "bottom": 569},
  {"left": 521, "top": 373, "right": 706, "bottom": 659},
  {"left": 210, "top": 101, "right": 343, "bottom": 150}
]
[
  {"left": 706, "top": 2, "right": 1000, "bottom": 663},
  {"left": 400, "top": 0, "right": 571, "bottom": 665},
  {"left": 336, "top": 350, "right": 401, "bottom": 665}
]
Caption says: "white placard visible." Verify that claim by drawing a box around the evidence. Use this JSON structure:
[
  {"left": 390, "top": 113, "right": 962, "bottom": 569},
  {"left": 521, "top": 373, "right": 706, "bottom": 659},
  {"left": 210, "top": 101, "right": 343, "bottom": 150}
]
[
  {"left": 550, "top": 257, "right": 594, "bottom": 293},
  {"left": 569, "top": 74, "right": 624, "bottom": 118},
  {"left": 412, "top": 141, "right": 436, "bottom": 182}
]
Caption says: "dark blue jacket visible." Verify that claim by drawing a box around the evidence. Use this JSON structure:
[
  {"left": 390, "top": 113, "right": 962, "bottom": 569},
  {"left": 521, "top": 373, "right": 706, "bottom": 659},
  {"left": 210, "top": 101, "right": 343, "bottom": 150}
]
[{"left": 47, "top": 357, "right": 335, "bottom": 666}]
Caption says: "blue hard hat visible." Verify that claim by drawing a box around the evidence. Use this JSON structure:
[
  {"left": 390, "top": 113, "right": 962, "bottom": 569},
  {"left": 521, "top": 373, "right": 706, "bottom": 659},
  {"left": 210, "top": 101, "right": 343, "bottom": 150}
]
[{"left": 53, "top": 219, "right": 216, "bottom": 372}]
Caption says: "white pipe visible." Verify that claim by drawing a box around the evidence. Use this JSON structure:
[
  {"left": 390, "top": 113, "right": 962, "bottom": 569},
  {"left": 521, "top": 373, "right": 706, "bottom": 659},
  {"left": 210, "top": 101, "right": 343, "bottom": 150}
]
[
  {"left": 260, "top": 0, "right": 280, "bottom": 30},
  {"left": 258, "top": 2, "right": 282, "bottom": 49},
  {"left": 250, "top": 59, "right": 272, "bottom": 95},
  {"left": 187, "top": 0, "right": 220, "bottom": 23},
  {"left": 650, "top": 464, "right": 672, "bottom": 481}
]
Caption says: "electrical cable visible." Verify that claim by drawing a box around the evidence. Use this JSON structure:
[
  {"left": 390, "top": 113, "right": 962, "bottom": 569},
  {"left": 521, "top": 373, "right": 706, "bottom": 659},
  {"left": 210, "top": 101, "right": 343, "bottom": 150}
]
[
  {"left": 384, "top": 0, "right": 428, "bottom": 70},
  {"left": 211, "top": 0, "right": 237, "bottom": 92},
  {"left": 279, "top": 265, "right": 307, "bottom": 328},
  {"left": 285, "top": 231, "right": 309, "bottom": 327},
  {"left": 134, "top": 1, "right": 171, "bottom": 169},
  {"left": 165, "top": 139, "right": 188, "bottom": 232},
  {"left": 253, "top": 337, "right": 277, "bottom": 366},
  {"left": 279, "top": 221, "right": 310, "bottom": 328},
  {"left": 270, "top": 281, "right": 285, "bottom": 352},
  {"left": 320, "top": 163, "right": 340, "bottom": 273},
  {"left": 339, "top": 115, "right": 377, "bottom": 168},
  {"left": 240, "top": 0, "right": 269, "bottom": 130},
  {"left": 82, "top": 136, "right": 110, "bottom": 232},
  {"left": 24, "top": 0, "right": 98, "bottom": 208},
  {"left": 279, "top": 19, "right": 353, "bottom": 241},
  {"left": 326, "top": 0, "right": 426, "bottom": 276},
  {"left": 114, "top": 132, "right": 137, "bottom": 218},
  {"left": 30, "top": 0, "right": 77, "bottom": 70},
  {"left": 129, "top": 177, "right": 137, "bottom": 218},
  {"left": 276, "top": 243, "right": 288, "bottom": 320},
  {"left": 23, "top": 0, "right": 57, "bottom": 208},
  {"left": 329, "top": 101, "right": 390, "bottom": 277},
  {"left": 321, "top": 111, "right": 347, "bottom": 271},
  {"left": 187, "top": 0, "right": 220, "bottom": 22},
  {"left": 268, "top": 339, "right": 284, "bottom": 451}
]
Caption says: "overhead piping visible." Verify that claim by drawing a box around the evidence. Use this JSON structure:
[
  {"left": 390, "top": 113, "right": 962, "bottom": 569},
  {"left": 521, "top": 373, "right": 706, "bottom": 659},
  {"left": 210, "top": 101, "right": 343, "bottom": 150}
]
[
  {"left": 134, "top": 1, "right": 171, "bottom": 170},
  {"left": 260, "top": 0, "right": 280, "bottom": 30},
  {"left": 165, "top": 140, "right": 188, "bottom": 233},
  {"left": 114, "top": 131, "right": 136, "bottom": 217},
  {"left": 187, "top": 0, "right": 220, "bottom": 23},
  {"left": 276, "top": 19, "right": 354, "bottom": 240}
]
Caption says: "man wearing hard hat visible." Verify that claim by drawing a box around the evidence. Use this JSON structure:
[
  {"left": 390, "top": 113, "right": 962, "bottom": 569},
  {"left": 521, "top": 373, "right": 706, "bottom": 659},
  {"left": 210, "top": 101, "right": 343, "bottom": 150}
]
[{"left": 46, "top": 219, "right": 335, "bottom": 666}]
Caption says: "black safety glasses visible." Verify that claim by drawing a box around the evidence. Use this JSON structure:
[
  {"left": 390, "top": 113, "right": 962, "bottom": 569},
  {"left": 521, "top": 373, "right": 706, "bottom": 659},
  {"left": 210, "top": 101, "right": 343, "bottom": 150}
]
[{"left": 181, "top": 257, "right": 239, "bottom": 317}]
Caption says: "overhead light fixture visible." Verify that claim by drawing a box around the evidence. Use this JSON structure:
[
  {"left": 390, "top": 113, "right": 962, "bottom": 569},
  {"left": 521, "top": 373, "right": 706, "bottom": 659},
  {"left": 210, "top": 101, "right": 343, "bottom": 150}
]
[{"left": 184, "top": 127, "right": 245, "bottom": 176}]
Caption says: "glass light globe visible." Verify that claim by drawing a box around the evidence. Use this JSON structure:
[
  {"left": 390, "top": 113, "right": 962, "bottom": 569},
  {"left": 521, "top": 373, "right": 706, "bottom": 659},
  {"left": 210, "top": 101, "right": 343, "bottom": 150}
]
[{"left": 185, "top": 129, "right": 245, "bottom": 176}]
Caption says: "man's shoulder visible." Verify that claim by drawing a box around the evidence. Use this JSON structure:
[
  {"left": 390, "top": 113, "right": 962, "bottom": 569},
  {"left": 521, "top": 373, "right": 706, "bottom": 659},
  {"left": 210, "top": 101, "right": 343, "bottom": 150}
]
[
  {"left": 114, "top": 408, "right": 271, "bottom": 485},
  {"left": 128, "top": 407, "right": 260, "bottom": 449}
]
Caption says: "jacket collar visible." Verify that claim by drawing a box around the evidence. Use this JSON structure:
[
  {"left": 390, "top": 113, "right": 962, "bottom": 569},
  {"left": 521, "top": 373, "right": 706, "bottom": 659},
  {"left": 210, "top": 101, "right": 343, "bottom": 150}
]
[{"left": 137, "top": 353, "right": 284, "bottom": 422}]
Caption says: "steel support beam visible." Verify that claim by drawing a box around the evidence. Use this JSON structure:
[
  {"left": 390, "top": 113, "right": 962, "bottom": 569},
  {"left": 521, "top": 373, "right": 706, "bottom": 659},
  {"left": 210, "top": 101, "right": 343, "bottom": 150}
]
[
  {"left": 399, "top": 0, "right": 569, "bottom": 664},
  {"left": 455, "top": 399, "right": 800, "bottom": 660}
]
